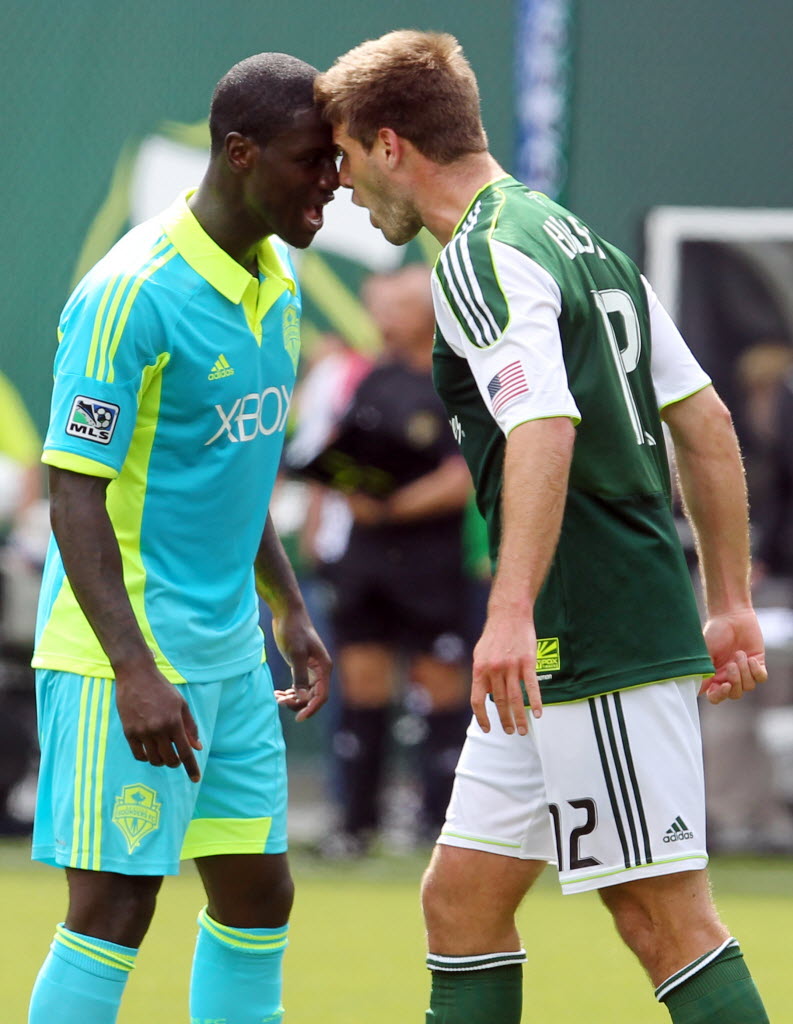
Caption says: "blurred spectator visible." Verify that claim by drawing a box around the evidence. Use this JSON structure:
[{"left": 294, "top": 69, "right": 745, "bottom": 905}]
[
  {"left": 259, "top": 336, "right": 372, "bottom": 828},
  {"left": 315, "top": 265, "right": 473, "bottom": 856},
  {"left": 753, "top": 352, "right": 793, "bottom": 584},
  {"left": 678, "top": 241, "right": 792, "bottom": 439},
  {"left": 0, "top": 371, "right": 42, "bottom": 529},
  {"left": 672, "top": 241, "right": 793, "bottom": 854},
  {"left": 287, "top": 332, "right": 373, "bottom": 584},
  {"left": 699, "top": 342, "right": 793, "bottom": 853},
  {"left": 0, "top": 370, "right": 46, "bottom": 836}
]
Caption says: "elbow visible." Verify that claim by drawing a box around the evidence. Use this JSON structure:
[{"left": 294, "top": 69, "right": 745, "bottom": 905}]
[
  {"left": 664, "top": 385, "right": 736, "bottom": 453},
  {"left": 561, "top": 415, "right": 577, "bottom": 445},
  {"left": 548, "top": 416, "right": 577, "bottom": 459},
  {"left": 703, "top": 390, "right": 735, "bottom": 431}
]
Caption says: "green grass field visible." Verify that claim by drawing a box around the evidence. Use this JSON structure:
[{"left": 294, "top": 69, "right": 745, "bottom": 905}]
[{"left": 4, "top": 839, "right": 791, "bottom": 1022}]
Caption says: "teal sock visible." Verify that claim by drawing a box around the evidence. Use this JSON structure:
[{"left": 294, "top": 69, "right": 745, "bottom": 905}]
[
  {"left": 656, "top": 938, "right": 769, "bottom": 1023},
  {"left": 425, "top": 951, "right": 526, "bottom": 1024},
  {"left": 28, "top": 923, "right": 137, "bottom": 1024},
  {"left": 190, "top": 906, "right": 289, "bottom": 1024}
]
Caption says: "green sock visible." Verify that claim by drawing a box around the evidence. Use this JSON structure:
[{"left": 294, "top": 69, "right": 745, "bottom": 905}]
[
  {"left": 656, "top": 938, "right": 769, "bottom": 1023},
  {"left": 425, "top": 952, "right": 525, "bottom": 1024}
]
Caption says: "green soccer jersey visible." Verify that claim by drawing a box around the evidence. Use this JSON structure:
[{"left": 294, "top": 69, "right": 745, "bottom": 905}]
[{"left": 431, "top": 176, "right": 714, "bottom": 703}]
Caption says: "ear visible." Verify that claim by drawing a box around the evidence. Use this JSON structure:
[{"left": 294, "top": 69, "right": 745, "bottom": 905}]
[
  {"left": 224, "top": 132, "right": 258, "bottom": 173},
  {"left": 376, "top": 127, "right": 407, "bottom": 170}
]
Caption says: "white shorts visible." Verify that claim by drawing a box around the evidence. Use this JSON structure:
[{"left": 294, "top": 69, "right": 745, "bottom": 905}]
[{"left": 438, "top": 678, "right": 708, "bottom": 894}]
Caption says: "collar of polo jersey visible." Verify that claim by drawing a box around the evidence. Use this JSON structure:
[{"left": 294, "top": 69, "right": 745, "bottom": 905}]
[
  {"left": 448, "top": 174, "right": 516, "bottom": 241},
  {"left": 159, "top": 190, "right": 297, "bottom": 304}
]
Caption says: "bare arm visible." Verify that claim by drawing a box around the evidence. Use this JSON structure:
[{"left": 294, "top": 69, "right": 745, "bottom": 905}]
[
  {"left": 346, "top": 454, "right": 472, "bottom": 525},
  {"left": 255, "top": 512, "right": 331, "bottom": 720},
  {"left": 473, "top": 417, "right": 575, "bottom": 734},
  {"left": 48, "top": 467, "right": 202, "bottom": 779},
  {"left": 662, "top": 385, "right": 767, "bottom": 702}
]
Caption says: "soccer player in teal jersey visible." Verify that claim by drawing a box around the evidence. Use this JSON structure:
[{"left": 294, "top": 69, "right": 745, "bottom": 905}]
[
  {"left": 28, "top": 54, "right": 337, "bottom": 1024},
  {"left": 317, "top": 31, "right": 771, "bottom": 1024}
]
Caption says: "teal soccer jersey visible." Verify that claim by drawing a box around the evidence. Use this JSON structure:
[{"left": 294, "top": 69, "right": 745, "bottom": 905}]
[
  {"left": 34, "top": 191, "right": 302, "bottom": 683},
  {"left": 431, "top": 177, "right": 714, "bottom": 704}
]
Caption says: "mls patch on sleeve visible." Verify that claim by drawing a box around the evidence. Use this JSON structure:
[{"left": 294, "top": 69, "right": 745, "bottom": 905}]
[{"left": 65, "top": 396, "right": 120, "bottom": 444}]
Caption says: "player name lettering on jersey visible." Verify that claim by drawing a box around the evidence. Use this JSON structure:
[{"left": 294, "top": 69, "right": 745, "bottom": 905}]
[
  {"left": 205, "top": 386, "right": 290, "bottom": 445},
  {"left": 543, "top": 214, "right": 607, "bottom": 261}
]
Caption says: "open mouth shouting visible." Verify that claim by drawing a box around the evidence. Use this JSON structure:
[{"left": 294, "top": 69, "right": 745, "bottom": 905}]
[{"left": 304, "top": 193, "right": 334, "bottom": 233}]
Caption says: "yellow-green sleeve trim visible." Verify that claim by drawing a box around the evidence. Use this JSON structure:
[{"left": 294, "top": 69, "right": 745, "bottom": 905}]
[
  {"left": 41, "top": 449, "right": 118, "bottom": 478},
  {"left": 658, "top": 380, "right": 712, "bottom": 411},
  {"left": 505, "top": 412, "right": 582, "bottom": 437}
]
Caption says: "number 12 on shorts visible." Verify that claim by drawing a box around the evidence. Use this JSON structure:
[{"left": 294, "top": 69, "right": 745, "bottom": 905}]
[{"left": 549, "top": 798, "right": 601, "bottom": 871}]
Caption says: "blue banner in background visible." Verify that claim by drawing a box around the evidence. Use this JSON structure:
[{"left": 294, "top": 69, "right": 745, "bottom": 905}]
[{"left": 515, "top": 0, "right": 574, "bottom": 201}]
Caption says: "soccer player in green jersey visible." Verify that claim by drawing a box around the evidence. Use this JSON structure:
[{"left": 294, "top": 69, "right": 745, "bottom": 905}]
[
  {"left": 28, "top": 54, "right": 337, "bottom": 1024},
  {"left": 316, "top": 31, "right": 770, "bottom": 1024}
]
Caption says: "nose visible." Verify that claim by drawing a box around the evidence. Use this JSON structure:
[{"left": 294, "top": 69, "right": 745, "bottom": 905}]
[
  {"left": 319, "top": 156, "right": 339, "bottom": 192},
  {"left": 338, "top": 155, "right": 353, "bottom": 190}
]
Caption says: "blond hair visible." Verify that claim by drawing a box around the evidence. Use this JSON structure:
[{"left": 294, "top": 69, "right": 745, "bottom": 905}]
[{"left": 315, "top": 30, "right": 488, "bottom": 164}]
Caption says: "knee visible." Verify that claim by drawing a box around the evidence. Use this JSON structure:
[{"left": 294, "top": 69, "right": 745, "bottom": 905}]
[
  {"left": 263, "top": 868, "right": 295, "bottom": 922},
  {"left": 421, "top": 850, "right": 533, "bottom": 956},
  {"left": 231, "top": 870, "right": 294, "bottom": 927},
  {"left": 66, "top": 871, "right": 162, "bottom": 947},
  {"left": 600, "top": 872, "right": 727, "bottom": 973},
  {"left": 421, "top": 857, "right": 496, "bottom": 940},
  {"left": 602, "top": 887, "right": 658, "bottom": 961},
  {"left": 421, "top": 860, "right": 458, "bottom": 933},
  {"left": 204, "top": 856, "right": 295, "bottom": 929}
]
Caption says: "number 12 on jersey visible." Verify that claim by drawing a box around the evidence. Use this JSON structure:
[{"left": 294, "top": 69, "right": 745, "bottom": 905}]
[{"left": 592, "top": 289, "right": 654, "bottom": 447}]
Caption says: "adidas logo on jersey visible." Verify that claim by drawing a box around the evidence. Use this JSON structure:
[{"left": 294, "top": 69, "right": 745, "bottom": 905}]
[
  {"left": 208, "top": 354, "right": 235, "bottom": 380},
  {"left": 663, "top": 816, "right": 694, "bottom": 843}
]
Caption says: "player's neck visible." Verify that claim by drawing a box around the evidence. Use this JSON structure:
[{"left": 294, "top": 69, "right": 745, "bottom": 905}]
[
  {"left": 417, "top": 152, "right": 506, "bottom": 246},
  {"left": 188, "top": 181, "right": 260, "bottom": 276}
]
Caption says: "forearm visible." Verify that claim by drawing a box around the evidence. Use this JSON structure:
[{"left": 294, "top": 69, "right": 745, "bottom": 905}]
[
  {"left": 470, "top": 417, "right": 574, "bottom": 729},
  {"left": 665, "top": 388, "right": 752, "bottom": 614},
  {"left": 489, "top": 418, "right": 574, "bottom": 613},
  {"left": 385, "top": 455, "right": 471, "bottom": 523},
  {"left": 254, "top": 512, "right": 305, "bottom": 616},
  {"left": 49, "top": 468, "right": 153, "bottom": 673}
]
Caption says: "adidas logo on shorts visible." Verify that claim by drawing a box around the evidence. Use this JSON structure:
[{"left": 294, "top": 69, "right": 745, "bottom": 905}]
[{"left": 663, "top": 815, "right": 694, "bottom": 843}]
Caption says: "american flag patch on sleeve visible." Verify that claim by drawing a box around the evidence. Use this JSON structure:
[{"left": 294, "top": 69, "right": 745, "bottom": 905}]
[{"left": 487, "top": 360, "right": 529, "bottom": 415}]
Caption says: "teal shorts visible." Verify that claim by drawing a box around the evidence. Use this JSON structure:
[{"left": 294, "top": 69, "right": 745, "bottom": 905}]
[{"left": 32, "top": 664, "right": 287, "bottom": 875}]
